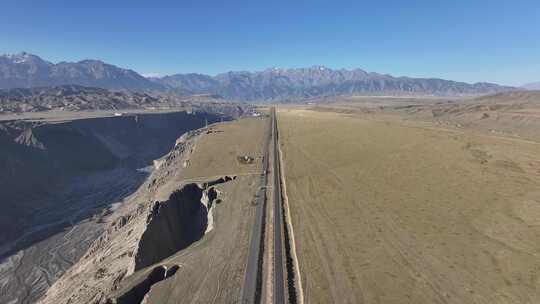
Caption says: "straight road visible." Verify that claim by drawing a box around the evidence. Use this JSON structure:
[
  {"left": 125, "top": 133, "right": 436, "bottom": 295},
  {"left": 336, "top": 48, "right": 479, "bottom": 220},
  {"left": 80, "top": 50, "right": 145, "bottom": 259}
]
[
  {"left": 240, "top": 109, "right": 272, "bottom": 303},
  {"left": 241, "top": 107, "right": 289, "bottom": 304},
  {"left": 272, "top": 107, "right": 286, "bottom": 304}
]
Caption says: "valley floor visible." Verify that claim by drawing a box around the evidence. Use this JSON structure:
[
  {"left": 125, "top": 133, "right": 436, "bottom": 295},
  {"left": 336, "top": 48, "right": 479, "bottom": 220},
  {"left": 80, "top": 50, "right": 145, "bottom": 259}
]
[{"left": 278, "top": 108, "right": 540, "bottom": 303}]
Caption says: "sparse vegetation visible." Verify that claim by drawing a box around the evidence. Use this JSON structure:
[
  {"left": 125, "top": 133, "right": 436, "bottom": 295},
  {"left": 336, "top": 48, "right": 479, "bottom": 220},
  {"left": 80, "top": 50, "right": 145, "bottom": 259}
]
[
  {"left": 278, "top": 107, "right": 540, "bottom": 303},
  {"left": 237, "top": 155, "right": 255, "bottom": 164}
]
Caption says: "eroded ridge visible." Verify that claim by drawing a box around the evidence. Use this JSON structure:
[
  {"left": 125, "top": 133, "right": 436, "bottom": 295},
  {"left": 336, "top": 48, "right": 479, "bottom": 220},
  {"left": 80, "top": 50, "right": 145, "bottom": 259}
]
[
  {"left": 111, "top": 264, "right": 179, "bottom": 304},
  {"left": 134, "top": 184, "right": 210, "bottom": 271}
]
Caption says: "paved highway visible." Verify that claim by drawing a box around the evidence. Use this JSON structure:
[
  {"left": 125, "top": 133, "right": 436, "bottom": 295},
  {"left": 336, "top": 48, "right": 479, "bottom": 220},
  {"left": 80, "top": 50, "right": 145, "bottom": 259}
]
[
  {"left": 272, "top": 108, "right": 286, "bottom": 304},
  {"left": 241, "top": 109, "right": 272, "bottom": 303},
  {"left": 241, "top": 108, "right": 288, "bottom": 304}
]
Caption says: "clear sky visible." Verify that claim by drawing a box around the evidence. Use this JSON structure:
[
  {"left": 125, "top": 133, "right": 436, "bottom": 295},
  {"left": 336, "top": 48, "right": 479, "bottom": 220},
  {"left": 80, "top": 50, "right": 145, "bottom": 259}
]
[{"left": 1, "top": 0, "right": 539, "bottom": 86}]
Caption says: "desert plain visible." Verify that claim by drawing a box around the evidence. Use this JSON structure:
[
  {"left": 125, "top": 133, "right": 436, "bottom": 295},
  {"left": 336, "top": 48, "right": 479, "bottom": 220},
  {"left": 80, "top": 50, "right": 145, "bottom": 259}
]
[{"left": 278, "top": 98, "right": 540, "bottom": 303}]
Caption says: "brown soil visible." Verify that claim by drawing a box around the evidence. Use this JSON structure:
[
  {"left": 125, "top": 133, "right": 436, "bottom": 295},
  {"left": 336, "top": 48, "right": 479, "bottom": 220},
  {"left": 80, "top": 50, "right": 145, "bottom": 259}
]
[{"left": 278, "top": 108, "right": 540, "bottom": 304}]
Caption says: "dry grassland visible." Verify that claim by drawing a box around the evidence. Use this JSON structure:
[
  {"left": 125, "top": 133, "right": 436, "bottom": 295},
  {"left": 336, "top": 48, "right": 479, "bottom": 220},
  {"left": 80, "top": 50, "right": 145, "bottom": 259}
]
[{"left": 278, "top": 108, "right": 540, "bottom": 304}]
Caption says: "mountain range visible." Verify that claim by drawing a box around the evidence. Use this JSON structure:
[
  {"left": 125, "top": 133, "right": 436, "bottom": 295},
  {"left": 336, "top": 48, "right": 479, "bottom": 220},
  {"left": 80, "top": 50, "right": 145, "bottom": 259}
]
[
  {"left": 0, "top": 52, "right": 517, "bottom": 101},
  {"left": 522, "top": 82, "right": 540, "bottom": 90},
  {"left": 0, "top": 52, "right": 165, "bottom": 92}
]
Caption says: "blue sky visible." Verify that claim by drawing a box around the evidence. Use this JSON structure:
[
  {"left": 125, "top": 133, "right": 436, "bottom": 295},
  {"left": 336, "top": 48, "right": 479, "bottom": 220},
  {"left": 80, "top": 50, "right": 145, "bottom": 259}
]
[{"left": 1, "top": 0, "right": 539, "bottom": 85}]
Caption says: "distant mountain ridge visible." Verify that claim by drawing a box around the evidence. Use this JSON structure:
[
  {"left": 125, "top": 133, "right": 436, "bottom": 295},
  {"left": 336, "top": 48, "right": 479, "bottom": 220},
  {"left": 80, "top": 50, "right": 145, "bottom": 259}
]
[
  {"left": 154, "top": 66, "right": 515, "bottom": 101},
  {"left": 0, "top": 52, "right": 516, "bottom": 101},
  {"left": 522, "top": 81, "right": 540, "bottom": 90},
  {"left": 0, "top": 52, "right": 165, "bottom": 91}
]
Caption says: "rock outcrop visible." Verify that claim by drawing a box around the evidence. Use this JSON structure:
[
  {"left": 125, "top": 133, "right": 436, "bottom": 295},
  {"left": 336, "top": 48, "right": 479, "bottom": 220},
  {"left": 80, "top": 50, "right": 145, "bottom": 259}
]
[{"left": 37, "top": 123, "right": 233, "bottom": 304}]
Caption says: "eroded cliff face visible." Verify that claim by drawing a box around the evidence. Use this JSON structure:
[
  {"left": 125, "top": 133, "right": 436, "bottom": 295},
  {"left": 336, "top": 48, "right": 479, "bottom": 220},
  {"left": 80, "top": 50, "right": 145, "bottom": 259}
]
[
  {"left": 0, "top": 111, "right": 223, "bottom": 253},
  {"left": 0, "top": 110, "right": 234, "bottom": 304},
  {"left": 37, "top": 122, "right": 234, "bottom": 304},
  {"left": 134, "top": 184, "right": 209, "bottom": 271},
  {"left": 108, "top": 184, "right": 225, "bottom": 304},
  {"left": 33, "top": 115, "right": 268, "bottom": 304}
]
